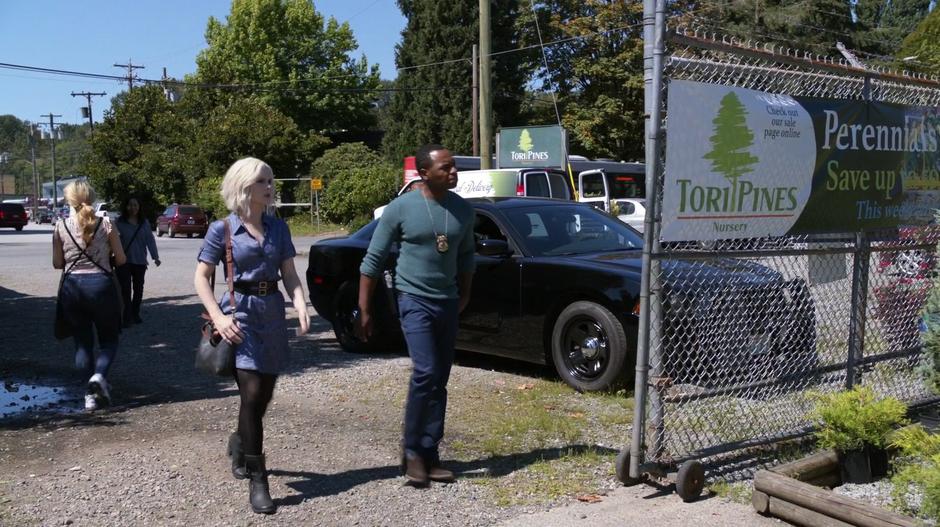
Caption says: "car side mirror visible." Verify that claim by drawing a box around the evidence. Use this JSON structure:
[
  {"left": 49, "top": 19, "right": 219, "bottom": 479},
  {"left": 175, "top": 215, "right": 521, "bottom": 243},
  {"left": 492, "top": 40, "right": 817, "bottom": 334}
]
[{"left": 477, "top": 238, "right": 513, "bottom": 257}]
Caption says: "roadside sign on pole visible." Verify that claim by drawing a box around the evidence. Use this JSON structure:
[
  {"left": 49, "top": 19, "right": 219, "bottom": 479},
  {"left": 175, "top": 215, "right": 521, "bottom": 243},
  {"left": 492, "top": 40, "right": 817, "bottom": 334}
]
[{"left": 310, "top": 178, "right": 323, "bottom": 191}]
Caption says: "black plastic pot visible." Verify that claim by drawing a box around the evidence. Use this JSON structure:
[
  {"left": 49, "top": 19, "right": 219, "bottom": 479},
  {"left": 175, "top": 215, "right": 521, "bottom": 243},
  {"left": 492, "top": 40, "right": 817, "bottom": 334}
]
[
  {"left": 838, "top": 448, "right": 873, "bottom": 484},
  {"left": 867, "top": 445, "right": 889, "bottom": 479}
]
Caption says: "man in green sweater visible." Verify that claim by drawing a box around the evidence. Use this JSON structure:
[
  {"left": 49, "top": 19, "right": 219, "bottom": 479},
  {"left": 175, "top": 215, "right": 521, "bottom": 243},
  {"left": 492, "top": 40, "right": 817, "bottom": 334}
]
[{"left": 357, "top": 144, "right": 475, "bottom": 486}]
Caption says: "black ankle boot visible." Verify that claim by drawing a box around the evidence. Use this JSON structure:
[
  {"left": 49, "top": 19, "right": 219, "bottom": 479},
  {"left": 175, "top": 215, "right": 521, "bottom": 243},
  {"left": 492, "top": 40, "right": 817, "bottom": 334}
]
[
  {"left": 244, "top": 454, "right": 276, "bottom": 514},
  {"left": 227, "top": 433, "right": 247, "bottom": 480}
]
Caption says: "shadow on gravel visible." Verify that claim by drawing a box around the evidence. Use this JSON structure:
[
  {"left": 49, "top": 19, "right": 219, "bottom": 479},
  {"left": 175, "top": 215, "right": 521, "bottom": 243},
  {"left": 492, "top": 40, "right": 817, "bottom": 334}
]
[
  {"left": 270, "top": 444, "right": 616, "bottom": 507},
  {"left": 0, "top": 286, "right": 240, "bottom": 430}
]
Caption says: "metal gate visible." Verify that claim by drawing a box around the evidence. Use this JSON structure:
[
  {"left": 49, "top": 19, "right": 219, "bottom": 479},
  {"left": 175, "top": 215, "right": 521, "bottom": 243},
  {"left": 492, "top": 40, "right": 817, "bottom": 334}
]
[{"left": 623, "top": 1, "right": 940, "bottom": 497}]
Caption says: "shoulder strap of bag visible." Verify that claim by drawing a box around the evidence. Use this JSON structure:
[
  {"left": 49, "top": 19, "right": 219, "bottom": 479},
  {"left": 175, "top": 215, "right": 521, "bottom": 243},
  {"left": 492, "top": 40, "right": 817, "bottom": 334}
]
[
  {"left": 122, "top": 222, "right": 144, "bottom": 252},
  {"left": 224, "top": 218, "right": 236, "bottom": 313},
  {"left": 61, "top": 218, "right": 107, "bottom": 274}
]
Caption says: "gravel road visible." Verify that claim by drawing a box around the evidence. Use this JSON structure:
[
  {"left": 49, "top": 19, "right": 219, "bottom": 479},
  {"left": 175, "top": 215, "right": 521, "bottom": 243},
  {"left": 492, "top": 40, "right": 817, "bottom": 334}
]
[{"left": 0, "top": 223, "right": 785, "bottom": 526}]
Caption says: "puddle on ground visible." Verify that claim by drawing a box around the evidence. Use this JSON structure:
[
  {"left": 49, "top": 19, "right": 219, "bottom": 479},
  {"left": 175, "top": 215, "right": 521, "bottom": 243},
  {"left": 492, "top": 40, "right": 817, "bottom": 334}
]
[{"left": 0, "top": 380, "right": 83, "bottom": 418}]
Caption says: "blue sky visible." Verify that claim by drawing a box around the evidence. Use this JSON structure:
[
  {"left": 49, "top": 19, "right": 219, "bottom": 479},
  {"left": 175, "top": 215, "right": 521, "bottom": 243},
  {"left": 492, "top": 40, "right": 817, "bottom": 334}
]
[{"left": 0, "top": 1, "right": 406, "bottom": 126}]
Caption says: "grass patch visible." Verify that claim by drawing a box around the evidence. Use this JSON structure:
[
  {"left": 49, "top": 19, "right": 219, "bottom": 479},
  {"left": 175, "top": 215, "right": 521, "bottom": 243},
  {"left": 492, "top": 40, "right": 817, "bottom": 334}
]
[
  {"left": 444, "top": 377, "right": 631, "bottom": 506},
  {"left": 708, "top": 479, "right": 752, "bottom": 504},
  {"left": 284, "top": 214, "right": 346, "bottom": 237}
]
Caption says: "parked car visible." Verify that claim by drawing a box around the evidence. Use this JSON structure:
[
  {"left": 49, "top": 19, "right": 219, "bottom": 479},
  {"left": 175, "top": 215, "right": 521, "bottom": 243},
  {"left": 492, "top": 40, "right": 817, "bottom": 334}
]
[
  {"left": 34, "top": 207, "right": 54, "bottom": 224},
  {"left": 94, "top": 202, "right": 119, "bottom": 222},
  {"left": 156, "top": 204, "right": 209, "bottom": 238},
  {"left": 307, "top": 197, "right": 818, "bottom": 392},
  {"left": 0, "top": 203, "right": 28, "bottom": 231},
  {"left": 613, "top": 198, "right": 646, "bottom": 232}
]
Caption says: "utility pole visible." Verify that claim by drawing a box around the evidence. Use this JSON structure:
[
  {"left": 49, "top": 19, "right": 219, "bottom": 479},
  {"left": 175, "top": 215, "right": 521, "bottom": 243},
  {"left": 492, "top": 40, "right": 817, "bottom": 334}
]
[
  {"left": 113, "top": 59, "right": 145, "bottom": 91},
  {"left": 472, "top": 45, "right": 479, "bottom": 157},
  {"left": 39, "top": 113, "right": 62, "bottom": 209},
  {"left": 26, "top": 123, "right": 39, "bottom": 221},
  {"left": 479, "top": 0, "right": 493, "bottom": 169},
  {"left": 70, "top": 91, "right": 106, "bottom": 130}
]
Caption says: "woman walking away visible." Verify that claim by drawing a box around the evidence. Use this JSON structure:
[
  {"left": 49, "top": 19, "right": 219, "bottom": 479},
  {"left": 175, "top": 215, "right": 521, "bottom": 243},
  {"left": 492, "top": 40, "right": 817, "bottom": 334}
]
[
  {"left": 115, "top": 197, "right": 161, "bottom": 327},
  {"left": 53, "top": 180, "right": 126, "bottom": 411},
  {"left": 194, "top": 157, "right": 310, "bottom": 515}
]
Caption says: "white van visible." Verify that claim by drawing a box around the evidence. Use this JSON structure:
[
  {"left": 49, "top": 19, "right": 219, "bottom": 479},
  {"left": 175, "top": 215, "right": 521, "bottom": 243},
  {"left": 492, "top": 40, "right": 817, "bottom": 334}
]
[{"left": 374, "top": 168, "right": 574, "bottom": 219}]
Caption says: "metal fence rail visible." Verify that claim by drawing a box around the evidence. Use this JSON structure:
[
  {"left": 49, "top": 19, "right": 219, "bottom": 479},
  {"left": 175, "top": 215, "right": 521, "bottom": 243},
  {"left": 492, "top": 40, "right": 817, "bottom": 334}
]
[{"left": 626, "top": 20, "right": 940, "bottom": 490}]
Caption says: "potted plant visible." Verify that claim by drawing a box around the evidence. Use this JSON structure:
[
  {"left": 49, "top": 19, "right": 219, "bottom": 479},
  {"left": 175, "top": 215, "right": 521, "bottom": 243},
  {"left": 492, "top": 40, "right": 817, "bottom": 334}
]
[{"left": 809, "top": 386, "right": 909, "bottom": 483}]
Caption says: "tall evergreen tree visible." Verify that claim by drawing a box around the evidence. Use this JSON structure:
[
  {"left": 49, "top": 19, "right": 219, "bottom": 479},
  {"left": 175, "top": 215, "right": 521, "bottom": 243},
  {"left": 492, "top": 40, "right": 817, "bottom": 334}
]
[
  {"left": 382, "top": 0, "right": 534, "bottom": 162},
  {"left": 896, "top": 6, "right": 940, "bottom": 76},
  {"left": 856, "top": 0, "right": 931, "bottom": 57},
  {"left": 698, "top": 0, "right": 857, "bottom": 57}
]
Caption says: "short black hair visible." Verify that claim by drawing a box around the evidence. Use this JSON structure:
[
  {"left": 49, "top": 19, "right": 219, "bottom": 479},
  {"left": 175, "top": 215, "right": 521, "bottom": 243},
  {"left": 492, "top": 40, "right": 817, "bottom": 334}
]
[{"left": 416, "top": 144, "right": 447, "bottom": 171}]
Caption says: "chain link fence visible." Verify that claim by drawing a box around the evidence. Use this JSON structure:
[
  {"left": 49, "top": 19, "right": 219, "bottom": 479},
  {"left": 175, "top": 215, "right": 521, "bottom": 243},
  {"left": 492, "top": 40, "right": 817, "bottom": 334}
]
[{"left": 627, "top": 26, "right": 940, "bottom": 483}]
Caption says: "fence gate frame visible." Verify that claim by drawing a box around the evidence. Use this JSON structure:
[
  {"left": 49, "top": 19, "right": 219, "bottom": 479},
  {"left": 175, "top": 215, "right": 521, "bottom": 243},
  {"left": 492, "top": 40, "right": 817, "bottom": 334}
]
[{"left": 621, "top": 0, "right": 940, "bottom": 498}]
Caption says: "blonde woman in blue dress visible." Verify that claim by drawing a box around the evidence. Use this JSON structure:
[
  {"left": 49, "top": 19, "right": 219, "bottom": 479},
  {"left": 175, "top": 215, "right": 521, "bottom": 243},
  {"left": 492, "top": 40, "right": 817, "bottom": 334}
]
[{"left": 194, "top": 157, "right": 310, "bottom": 514}]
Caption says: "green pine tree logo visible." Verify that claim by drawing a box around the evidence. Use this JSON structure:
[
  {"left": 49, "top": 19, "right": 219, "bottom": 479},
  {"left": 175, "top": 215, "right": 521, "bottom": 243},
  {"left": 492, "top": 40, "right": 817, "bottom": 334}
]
[
  {"left": 518, "top": 129, "right": 534, "bottom": 152},
  {"left": 703, "top": 92, "right": 758, "bottom": 189}
]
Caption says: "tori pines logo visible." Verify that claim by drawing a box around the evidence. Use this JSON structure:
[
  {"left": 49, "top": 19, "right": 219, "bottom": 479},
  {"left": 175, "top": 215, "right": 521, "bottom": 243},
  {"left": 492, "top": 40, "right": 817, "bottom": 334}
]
[
  {"left": 676, "top": 91, "right": 798, "bottom": 215},
  {"left": 511, "top": 128, "right": 550, "bottom": 161}
]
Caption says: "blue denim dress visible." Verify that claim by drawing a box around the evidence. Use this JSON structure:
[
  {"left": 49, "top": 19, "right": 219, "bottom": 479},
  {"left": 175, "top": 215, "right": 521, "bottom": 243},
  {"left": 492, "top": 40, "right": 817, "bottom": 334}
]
[{"left": 197, "top": 213, "right": 296, "bottom": 374}]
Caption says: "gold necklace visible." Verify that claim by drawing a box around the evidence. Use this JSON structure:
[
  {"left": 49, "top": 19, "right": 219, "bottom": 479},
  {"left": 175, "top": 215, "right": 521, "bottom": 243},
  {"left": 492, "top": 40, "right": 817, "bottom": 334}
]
[{"left": 423, "top": 193, "right": 449, "bottom": 253}]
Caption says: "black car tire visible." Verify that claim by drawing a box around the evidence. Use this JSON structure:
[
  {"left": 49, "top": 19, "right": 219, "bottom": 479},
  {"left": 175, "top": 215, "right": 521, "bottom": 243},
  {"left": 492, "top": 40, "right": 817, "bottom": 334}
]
[
  {"left": 187, "top": 233, "right": 193, "bottom": 238},
  {"left": 15, "top": 226, "right": 23, "bottom": 231},
  {"left": 551, "top": 301, "right": 630, "bottom": 392},
  {"left": 157, "top": 226, "right": 164, "bottom": 237},
  {"left": 168, "top": 225, "right": 176, "bottom": 238},
  {"left": 332, "top": 281, "right": 380, "bottom": 354}
]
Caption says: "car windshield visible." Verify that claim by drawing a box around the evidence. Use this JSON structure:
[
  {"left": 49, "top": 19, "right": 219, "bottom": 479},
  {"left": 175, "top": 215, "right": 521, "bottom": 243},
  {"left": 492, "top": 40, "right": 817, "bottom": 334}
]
[{"left": 504, "top": 204, "right": 643, "bottom": 256}]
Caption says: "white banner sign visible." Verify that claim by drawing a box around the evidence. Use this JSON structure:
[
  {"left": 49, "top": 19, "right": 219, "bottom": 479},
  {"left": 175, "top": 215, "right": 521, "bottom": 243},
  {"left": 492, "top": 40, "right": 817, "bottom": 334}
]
[{"left": 661, "top": 80, "right": 817, "bottom": 241}]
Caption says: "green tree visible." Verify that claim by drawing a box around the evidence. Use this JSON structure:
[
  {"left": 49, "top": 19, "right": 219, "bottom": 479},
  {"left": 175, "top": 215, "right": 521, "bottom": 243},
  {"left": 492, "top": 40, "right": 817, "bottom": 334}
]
[
  {"left": 856, "top": 0, "right": 932, "bottom": 57},
  {"left": 703, "top": 92, "right": 757, "bottom": 188},
  {"left": 698, "top": 0, "right": 857, "bottom": 57},
  {"left": 519, "top": 0, "right": 659, "bottom": 161},
  {"left": 895, "top": 7, "right": 940, "bottom": 76},
  {"left": 382, "top": 0, "right": 534, "bottom": 161},
  {"left": 315, "top": 142, "right": 398, "bottom": 227},
  {"left": 194, "top": 0, "right": 381, "bottom": 135}
]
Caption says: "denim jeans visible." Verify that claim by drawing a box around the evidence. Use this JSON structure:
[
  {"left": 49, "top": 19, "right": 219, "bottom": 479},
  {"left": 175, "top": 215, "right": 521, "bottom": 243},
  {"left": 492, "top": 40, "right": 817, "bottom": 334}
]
[
  {"left": 60, "top": 273, "right": 121, "bottom": 378},
  {"left": 397, "top": 292, "right": 460, "bottom": 464},
  {"left": 116, "top": 263, "right": 147, "bottom": 319}
]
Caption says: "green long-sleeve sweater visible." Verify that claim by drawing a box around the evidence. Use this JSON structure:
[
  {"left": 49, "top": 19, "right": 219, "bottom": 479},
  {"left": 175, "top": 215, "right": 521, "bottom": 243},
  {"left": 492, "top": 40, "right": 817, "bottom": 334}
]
[{"left": 360, "top": 190, "right": 475, "bottom": 299}]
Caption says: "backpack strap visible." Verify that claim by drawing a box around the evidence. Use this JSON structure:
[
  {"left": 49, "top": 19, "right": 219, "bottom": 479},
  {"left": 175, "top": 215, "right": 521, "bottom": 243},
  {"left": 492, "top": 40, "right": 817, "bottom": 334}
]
[{"left": 61, "top": 218, "right": 110, "bottom": 274}]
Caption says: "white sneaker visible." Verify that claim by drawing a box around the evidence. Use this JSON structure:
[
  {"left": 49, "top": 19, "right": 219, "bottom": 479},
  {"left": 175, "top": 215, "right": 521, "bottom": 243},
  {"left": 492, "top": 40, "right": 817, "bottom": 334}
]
[
  {"left": 84, "top": 394, "right": 98, "bottom": 411},
  {"left": 88, "top": 374, "right": 111, "bottom": 406}
]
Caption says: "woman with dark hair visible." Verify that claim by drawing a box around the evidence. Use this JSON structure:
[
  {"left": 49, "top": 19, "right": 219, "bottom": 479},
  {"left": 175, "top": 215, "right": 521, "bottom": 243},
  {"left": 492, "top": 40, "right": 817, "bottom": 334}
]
[{"left": 115, "top": 197, "right": 160, "bottom": 326}]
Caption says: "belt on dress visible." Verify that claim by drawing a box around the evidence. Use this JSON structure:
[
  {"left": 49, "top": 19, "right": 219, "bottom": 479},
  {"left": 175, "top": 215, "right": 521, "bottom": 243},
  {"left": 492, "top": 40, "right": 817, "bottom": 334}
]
[{"left": 233, "top": 280, "right": 278, "bottom": 297}]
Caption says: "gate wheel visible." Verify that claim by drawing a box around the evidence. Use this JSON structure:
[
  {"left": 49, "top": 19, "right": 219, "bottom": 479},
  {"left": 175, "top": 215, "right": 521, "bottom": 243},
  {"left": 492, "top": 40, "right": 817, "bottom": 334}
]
[
  {"left": 675, "top": 460, "right": 705, "bottom": 502},
  {"left": 615, "top": 449, "right": 645, "bottom": 486}
]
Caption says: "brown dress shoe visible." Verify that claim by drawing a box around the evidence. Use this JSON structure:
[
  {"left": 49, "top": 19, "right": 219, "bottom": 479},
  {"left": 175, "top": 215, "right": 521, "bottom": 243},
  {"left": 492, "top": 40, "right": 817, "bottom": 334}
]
[
  {"left": 404, "top": 453, "right": 429, "bottom": 487},
  {"left": 428, "top": 464, "right": 456, "bottom": 483}
]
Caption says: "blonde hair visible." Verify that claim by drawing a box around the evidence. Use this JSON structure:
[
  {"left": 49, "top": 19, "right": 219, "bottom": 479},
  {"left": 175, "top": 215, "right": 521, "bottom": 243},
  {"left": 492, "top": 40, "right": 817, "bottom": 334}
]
[
  {"left": 220, "top": 157, "right": 274, "bottom": 216},
  {"left": 63, "top": 180, "right": 98, "bottom": 246}
]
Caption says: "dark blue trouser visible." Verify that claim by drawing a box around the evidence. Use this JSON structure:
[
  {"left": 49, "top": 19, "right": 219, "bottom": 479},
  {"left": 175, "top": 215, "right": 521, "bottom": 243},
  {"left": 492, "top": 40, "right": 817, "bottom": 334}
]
[
  {"left": 60, "top": 273, "right": 121, "bottom": 378},
  {"left": 398, "top": 292, "right": 459, "bottom": 464},
  {"left": 117, "top": 263, "right": 147, "bottom": 319}
]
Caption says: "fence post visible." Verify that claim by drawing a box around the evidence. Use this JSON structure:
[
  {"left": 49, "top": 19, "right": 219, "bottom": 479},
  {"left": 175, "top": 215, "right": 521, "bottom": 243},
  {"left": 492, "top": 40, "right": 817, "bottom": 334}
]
[
  {"left": 847, "top": 232, "right": 870, "bottom": 388},
  {"left": 629, "top": 0, "right": 667, "bottom": 480}
]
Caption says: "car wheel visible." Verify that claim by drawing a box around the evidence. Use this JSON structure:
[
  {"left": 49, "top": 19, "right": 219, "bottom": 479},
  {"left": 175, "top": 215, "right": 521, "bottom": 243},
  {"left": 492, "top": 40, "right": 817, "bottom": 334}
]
[
  {"left": 551, "top": 301, "right": 630, "bottom": 392},
  {"left": 332, "top": 281, "right": 379, "bottom": 354},
  {"left": 168, "top": 225, "right": 176, "bottom": 238},
  {"left": 893, "top": 249, "right": 930, "bottom": 278},
  {"left": 157, "top": 226, "right": 164, "bottom": 237},
  {"left": 187, "top": 233, "right": 193, "bottom": 238},
  {"left": 15, "top": 226, "right": 23, "bottom": 231}
]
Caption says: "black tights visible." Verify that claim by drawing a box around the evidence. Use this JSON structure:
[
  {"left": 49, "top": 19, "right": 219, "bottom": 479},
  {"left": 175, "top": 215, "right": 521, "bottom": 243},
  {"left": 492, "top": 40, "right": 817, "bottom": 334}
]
[{"left": 235, "top": 369, "right": 277, "bottom": 455}]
